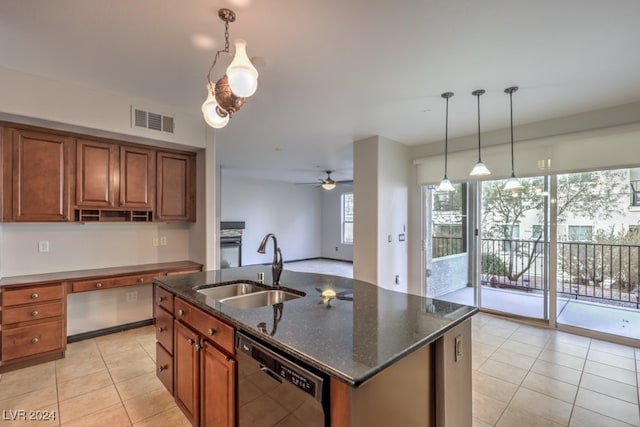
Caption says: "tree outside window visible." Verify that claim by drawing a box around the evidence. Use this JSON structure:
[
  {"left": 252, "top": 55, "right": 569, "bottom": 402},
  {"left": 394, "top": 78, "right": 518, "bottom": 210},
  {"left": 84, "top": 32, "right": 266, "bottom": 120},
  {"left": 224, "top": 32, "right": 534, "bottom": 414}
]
[{"left": 341, "top": 193, "right": 354, "bottom": 244}]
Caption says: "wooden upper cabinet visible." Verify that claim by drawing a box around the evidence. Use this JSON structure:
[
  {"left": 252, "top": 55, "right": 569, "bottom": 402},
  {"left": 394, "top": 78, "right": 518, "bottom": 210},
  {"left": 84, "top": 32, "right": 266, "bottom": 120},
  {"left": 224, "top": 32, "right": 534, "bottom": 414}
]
[
  {"left": 119, "top": 145, "right": 154, "bottom": 209},
  {"left": 156, "top": 151, "right": 196, "bottom": 222},
  {"left": 77, "top": 140, "right": 154, "bottom": 210},
  {"left": 4, "top": 128, "right": 73, "bottom": 222},
  {"left": 76, "top": 139, "right": 117, "bottom": 207}
]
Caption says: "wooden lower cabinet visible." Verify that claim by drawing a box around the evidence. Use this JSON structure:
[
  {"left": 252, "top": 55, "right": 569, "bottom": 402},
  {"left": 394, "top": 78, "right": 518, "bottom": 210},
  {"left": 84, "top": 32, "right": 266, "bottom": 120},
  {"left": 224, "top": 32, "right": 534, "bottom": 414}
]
[
  {"left": 156, "top": 295, "right": 236, "bottom": 427},
  {"left": 201, "top": 340, "right": 236, "bottom": 427},
  {"left": 0, "top": 282, "right": 66, "bottom": 372}
]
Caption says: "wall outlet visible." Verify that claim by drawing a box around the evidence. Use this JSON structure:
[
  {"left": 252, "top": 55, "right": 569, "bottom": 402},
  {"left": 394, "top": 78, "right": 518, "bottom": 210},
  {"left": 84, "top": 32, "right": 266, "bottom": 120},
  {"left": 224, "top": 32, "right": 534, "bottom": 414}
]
[
  {"left": 152, "top": 237, "right": 159, "bottom": 247},
  {"left": 126, "top": 291, "right": 138, "bottom": 303},
  {"left": 160, "top": 236, "right": 167, "bottom": 246},
  {"left": 395, "top": 274, "right": 400, "bottom": 285},
  {"left": 335, "top": 246, "right": 339, "bottom": 252},
  {"left": 38, "top": 240, "right": 50, "bottom": 253}
]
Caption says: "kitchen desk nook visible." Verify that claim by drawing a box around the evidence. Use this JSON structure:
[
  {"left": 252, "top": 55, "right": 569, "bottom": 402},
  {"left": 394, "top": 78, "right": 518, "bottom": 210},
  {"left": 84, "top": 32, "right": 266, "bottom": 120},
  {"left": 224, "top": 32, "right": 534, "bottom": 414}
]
[{"left": 153, "top": 266, "right": 478, "bottom": 427}]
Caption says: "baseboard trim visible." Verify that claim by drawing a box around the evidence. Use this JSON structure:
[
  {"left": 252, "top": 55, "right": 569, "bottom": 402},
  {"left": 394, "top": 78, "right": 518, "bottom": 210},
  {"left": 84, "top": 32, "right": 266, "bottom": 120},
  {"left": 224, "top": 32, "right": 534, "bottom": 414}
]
[{"left": 67, "top": 319, "right": 154, "bottom": 343}]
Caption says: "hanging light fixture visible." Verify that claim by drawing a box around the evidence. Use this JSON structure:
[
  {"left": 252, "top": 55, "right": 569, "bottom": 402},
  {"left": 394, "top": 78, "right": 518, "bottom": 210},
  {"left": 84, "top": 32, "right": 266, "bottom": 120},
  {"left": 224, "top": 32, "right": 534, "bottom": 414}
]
[
  {"left": 437, "top": 92, "right": 455, "bottom": 192},
  {"left": 503, "top": 86, "right": 523, "bottom": 191},
  {"left": 469, "top": 89, "right": 490, "bottom": 176},
  {"left": 201, "top": 8, "right": 259, "bottom": 129}
]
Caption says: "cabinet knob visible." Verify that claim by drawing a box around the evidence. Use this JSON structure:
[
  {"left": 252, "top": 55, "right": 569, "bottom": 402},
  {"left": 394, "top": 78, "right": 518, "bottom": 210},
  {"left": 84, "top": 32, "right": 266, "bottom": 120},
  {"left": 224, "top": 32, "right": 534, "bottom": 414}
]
[
  {"left": 187, "top": 338, "right": 194, "bottom": 346},
  {"left": 158, "top": 296, "right": 166, "bottom": 303},
  {"left": 31, "top": 310, "right": 39, "bottom": 317},
  {"left": 158, "top": 364, "right": 168, "bottom": 372},
  {"left": 31, "top": 337, "right": 39, "bottom": 344},
  {"left": 138, "top": 277, "right": 144, "bottom": 283},
  {"left": 31, "top": 293, "right": 39, "bottom": 299},
  {"left": 208, "top": 328, "right": 217, "bottom": 336},
  {"left": 96, "top": 282, "right": 103, "bottom": 288},
  {"left": 178, "top": 309, "right": 186, "bottom": 317},
  {"left": 158, "top": 326, "right": 166, "bottom": 332}
]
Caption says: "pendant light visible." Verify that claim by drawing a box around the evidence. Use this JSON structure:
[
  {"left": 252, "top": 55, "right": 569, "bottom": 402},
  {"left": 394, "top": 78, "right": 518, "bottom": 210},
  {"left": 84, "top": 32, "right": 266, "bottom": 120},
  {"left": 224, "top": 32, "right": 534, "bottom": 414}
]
[
  {"left": 469, "top": 89, "right": 490, "bottom": 176},
  {"left": 437, "top": 92, "right": 455, "bottom": 192},
  {"left": 503, "top": 86, "right": 523, "bottom": 191}
]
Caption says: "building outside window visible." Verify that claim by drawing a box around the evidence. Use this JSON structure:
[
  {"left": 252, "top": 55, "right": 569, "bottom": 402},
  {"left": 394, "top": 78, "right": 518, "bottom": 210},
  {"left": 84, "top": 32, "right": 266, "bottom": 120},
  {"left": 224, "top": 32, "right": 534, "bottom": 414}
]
[
  {"left": 568, "top": 225, "right": 593, "bottom": 241},
  {"left": 341, "top": 193, "right": 354, "bottom": 244}
]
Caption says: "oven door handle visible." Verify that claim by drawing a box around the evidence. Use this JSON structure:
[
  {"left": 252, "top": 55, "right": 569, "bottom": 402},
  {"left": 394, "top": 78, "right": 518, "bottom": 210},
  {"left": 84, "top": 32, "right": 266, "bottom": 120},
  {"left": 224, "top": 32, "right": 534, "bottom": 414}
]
[{"left": 260, "top": 365, "right": 283, "bottom": 384}]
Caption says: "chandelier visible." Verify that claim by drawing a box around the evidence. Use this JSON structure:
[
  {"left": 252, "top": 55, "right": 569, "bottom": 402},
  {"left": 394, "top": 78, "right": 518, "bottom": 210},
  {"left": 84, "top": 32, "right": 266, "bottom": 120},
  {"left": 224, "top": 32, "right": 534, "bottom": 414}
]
[{"left": 201, "top": 8, "right": 259, "bottom": 129}]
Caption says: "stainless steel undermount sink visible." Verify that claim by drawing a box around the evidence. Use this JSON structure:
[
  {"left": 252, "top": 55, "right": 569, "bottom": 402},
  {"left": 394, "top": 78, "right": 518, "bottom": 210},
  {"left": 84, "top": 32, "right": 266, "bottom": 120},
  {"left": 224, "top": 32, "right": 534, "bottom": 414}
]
[
  {"left": 219, "top": 290, "right": 302, "bottom": 309},
  {"left": 195, "top": 282, "right": 265, "bottom": 300}
]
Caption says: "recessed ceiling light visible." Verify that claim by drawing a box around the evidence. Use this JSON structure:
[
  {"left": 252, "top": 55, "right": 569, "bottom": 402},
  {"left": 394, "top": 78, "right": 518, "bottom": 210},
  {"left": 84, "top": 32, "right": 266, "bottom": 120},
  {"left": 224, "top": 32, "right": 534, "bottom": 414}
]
[{"left": 191, "top": 33, "right": 216, "bottom": 50}]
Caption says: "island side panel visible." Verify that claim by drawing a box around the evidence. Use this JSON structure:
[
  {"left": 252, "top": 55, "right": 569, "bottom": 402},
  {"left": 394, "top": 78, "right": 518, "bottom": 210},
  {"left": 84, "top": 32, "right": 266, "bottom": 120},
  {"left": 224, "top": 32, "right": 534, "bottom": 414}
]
[
  {"left": 347, "top": 343, "right": 434, "bottom": 426},
  {"left": 435, "top": 317, "right": 472, "bottom": 427}
]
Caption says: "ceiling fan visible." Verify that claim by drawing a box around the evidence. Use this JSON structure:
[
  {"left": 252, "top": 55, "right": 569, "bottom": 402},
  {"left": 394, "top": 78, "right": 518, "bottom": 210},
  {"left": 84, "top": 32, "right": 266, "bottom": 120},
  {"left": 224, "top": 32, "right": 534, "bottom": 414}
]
[{"left": 317, "top": 170, "right": 352, "bottom": 191}]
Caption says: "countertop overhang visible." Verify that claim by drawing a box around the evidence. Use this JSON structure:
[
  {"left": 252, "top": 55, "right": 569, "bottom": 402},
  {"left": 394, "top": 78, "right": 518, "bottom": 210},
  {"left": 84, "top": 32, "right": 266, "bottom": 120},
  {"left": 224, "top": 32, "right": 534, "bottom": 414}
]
[{"left": 154, "top": 265, "right": 478, "bottom": 387}]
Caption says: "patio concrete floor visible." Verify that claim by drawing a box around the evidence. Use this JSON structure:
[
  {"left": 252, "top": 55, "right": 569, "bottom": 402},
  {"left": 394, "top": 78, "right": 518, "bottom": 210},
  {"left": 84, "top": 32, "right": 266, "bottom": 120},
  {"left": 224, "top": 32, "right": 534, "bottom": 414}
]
[{"left": 438, "top": 285, "right": 640, "bottom": 341}]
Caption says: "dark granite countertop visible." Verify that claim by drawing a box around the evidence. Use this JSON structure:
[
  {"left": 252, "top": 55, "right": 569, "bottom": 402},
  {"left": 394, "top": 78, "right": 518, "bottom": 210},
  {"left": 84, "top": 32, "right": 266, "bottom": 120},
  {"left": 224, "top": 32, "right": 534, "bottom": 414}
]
[{"left": 154, "top": 265, "right": 478, "bottom": 387}]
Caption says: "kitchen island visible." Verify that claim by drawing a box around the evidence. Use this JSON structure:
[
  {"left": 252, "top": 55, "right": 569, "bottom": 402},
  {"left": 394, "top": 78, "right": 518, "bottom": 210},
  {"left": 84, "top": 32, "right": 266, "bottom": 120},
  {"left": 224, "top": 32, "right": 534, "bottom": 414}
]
[{"left": 154, "top": 265, "right": 478, "bottom": 427}]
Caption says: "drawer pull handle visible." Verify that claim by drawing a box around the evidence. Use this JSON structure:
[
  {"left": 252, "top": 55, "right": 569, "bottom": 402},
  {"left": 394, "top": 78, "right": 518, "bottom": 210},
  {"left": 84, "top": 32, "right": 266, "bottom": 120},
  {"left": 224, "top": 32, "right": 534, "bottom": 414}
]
[
  {"left": 31, "top": 310, "right": 39, "bottom": 317},
  {"left": 158, "top": 326, "right": 166, "bottom": 332},
  {"left": 178, "top": 309, "right": 186, "bottom": 317},
  {"left": 158, "top": 364, "right": 168, "bottom": 372},
  {"left": 208, "top": 328, "right": 217, "bottom": 336},
  {"left": 96, "top": 283, "right": 103, "bottom": 288},
  {"left": 31, "top": 293, "right": 39, "bottom": 299},
  {"left": 31, "top": 337, "right": 39, "bottom": 344}
]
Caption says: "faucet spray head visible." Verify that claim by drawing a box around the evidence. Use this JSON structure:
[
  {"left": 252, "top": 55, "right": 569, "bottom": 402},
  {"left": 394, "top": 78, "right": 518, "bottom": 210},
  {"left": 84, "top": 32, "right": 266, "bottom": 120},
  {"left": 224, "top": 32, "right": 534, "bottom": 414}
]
[{"left": 257, "top": 233, "right": 275, "bottom": 254}]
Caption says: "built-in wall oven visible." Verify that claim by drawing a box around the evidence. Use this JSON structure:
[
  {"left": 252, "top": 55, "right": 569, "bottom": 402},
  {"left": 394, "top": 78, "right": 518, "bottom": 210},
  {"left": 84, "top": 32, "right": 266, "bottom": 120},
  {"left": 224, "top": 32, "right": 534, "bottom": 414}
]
[
  {"left": 220, "top": 221, "right": 245, "bottom": 268},
  {"left": 236, "top": 332, "right": 329, "bottom": 427}
]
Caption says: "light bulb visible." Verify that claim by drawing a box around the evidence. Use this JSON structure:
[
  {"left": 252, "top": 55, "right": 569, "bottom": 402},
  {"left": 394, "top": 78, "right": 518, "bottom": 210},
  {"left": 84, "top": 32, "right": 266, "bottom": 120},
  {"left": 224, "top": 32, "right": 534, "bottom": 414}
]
[
  {"left": 437, "top": 177, "right": 455, "bottom": 192},
  {"left": 227, "top": 39, "right": 258, "bottom": 97},
  {"left": 321, "top": 182, "right": 336, "bottom": 190},
  {"left": 470, "top": 160, "right": 491, "bottom": 176},
  {"left": 201, "top": 87, "right": 229, "bottom": 128}
]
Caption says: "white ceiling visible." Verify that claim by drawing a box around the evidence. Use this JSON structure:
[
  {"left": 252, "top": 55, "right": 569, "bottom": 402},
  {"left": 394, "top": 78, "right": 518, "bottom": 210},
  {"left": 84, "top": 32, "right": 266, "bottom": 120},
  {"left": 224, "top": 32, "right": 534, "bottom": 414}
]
[{"left": 2, "top": 0, "right": 640, "bottom": 184}]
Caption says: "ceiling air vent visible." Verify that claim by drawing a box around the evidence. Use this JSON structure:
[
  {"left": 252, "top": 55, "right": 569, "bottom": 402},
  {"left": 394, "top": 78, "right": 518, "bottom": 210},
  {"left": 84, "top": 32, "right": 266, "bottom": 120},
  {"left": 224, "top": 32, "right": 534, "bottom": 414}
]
[{"left": 131, "top": 106, "right": 174, "bottom": 134}]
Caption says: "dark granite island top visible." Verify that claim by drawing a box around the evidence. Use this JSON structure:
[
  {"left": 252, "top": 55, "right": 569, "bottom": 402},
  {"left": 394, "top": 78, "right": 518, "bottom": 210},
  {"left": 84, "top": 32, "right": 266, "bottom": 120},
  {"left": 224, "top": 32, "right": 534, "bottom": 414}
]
[{"left": 153, "top": 265, "right": 478, "bottom": 387}]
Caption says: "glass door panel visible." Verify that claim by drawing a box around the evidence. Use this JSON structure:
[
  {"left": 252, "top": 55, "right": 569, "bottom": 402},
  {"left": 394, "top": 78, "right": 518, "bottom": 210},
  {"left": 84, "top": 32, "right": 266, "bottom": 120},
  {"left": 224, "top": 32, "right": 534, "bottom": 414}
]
[
  {"left": 424, "top": 184, "right": 473, "bottom": 305},
  {"left": 479, "top": 176, "right": 549, "bottom": 319}
]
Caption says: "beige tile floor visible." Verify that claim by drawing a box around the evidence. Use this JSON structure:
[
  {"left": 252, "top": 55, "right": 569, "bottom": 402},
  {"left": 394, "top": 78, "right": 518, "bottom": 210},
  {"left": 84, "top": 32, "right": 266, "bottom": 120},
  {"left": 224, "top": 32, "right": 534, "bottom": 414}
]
[
  {"left": 1, "top": 314, "right": 639, "bottom": 426},
  {"left": 0, "top": 325, "right": 189, "bottom": 427},
  {"left": 473, "top": 313, "right": 640, "bottom": 427}
]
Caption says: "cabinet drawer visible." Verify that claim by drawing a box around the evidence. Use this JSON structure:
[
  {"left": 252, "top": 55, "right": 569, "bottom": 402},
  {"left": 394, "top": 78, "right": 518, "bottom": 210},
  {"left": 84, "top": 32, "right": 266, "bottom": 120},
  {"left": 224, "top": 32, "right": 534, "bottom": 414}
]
[
  {"left": 175, "top": 298, "right": 234, "bottom": 354},
  {"left": 2, "top": 320, "right": 64, "bottom": 361},
  {"left": 156, "top": 342, "right": 173, "bottom": 395},
  {"left": 155, "top": 306, "right": 174, "bottom": 354},
  {"left": 71, "top": 278, "right": 116, "bottom": 293},
  {"left": 155, "top": 285, "right": 174, "bottom": 313},
  {"left": 3, "top": 284, "right": 64, "bottom": 307},
  {"left": 3, "top": 300, "right": 64, "bottom": 324},
  {"left": 113, "top": 272, "right": 158, "bottom": 287}
]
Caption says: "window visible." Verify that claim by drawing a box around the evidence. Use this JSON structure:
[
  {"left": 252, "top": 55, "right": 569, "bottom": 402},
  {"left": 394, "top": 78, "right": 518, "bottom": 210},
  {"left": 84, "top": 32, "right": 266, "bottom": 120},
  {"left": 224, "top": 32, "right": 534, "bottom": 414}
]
[
  {"left": 431, "top": 183, "right": 467, "bottom": 258},
  {"left": 341, "top": 193, "right": 354, "bottom": 244},
  {"left": 568, "top": 225, "right": 592, "bottom": 241}
]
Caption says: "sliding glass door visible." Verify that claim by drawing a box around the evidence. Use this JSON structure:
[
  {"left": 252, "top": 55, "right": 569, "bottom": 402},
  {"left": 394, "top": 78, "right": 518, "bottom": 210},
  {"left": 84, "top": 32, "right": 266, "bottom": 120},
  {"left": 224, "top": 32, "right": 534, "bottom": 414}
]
[{"left": 478, "top": 176, "right": 549, "bottom": 319}]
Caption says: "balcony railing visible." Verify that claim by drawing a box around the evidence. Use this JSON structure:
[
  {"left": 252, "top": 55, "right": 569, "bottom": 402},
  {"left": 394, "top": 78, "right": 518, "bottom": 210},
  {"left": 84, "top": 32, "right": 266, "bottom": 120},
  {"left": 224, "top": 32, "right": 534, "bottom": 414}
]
[{"left": 433, "top": 237, "right": 640, "bottom": 309}]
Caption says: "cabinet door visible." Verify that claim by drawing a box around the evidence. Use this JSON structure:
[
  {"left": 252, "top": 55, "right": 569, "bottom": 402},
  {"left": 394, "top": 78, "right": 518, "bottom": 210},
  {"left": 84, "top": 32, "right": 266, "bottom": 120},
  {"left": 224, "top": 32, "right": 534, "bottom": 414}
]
[
  {"left": 201, "top": 341, "right": 236, "bottom": 427},
  {"left": 156, "top": 151, "right": 195, "bottom": 222},
  {"left": 119, "top": 145, "right": 154, "bottom": 209},
  {"left": 7, "top": 129, "right": 72, "bottom": 222},
  {"left": 174, "top": 320, "right": 200, "bottom": 426},
  {"left": 76, "top": 139, "right": 117, "bottom": 207}
]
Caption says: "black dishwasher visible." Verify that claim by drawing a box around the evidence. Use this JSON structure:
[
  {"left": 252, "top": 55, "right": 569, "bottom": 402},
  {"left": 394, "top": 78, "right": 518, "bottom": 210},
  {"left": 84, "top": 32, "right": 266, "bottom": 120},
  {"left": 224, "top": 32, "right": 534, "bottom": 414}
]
[{"left": 236, "top": 332, "right": 330, "bottom": 427}]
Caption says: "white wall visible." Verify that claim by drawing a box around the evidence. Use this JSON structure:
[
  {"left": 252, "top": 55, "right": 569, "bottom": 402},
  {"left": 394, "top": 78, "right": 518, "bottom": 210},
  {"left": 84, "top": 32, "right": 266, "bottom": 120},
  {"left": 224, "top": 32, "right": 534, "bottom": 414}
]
[
  {"left": 220, "top": 174, "right": 322, "bottom": 265},
  {"left": 353, "top": 136, "right": 410, "bottom": 291},
  {"left": 2, "top": 223, "right": 191, "bottom": 277},
  {"left": 320, "top": 187, "right": 354, "bottom": 261}
]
